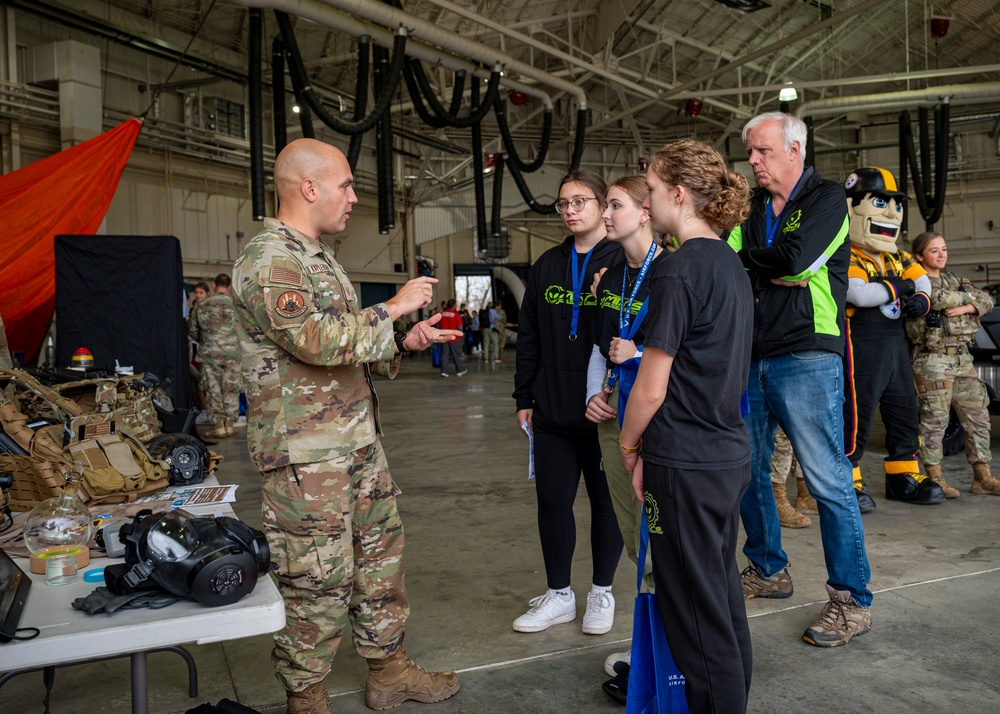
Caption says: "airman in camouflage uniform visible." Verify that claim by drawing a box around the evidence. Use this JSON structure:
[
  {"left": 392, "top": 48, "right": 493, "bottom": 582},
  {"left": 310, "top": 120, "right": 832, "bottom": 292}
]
[
  {"left": 769, "top": 426, "right": 818, "bottom": 528},
  {"left": 908, "top": 231, "right": 1000, "bottom": 497},
  {"left": 231, "top": 138, "right": 462, "bottom": 714},
  {"left": 187, "top": 274, "right": 240, "bottom": 438}
]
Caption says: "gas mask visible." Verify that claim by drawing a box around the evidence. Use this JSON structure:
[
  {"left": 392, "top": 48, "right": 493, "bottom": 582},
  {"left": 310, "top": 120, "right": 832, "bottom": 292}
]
[{"left": 104, "top": 509, "right": 270, "bottom": 607}]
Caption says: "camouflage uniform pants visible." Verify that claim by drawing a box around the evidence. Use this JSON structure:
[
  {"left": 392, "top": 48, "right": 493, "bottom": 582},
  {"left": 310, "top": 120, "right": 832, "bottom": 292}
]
[
  {"left": 912, "top": 352, "right": 991, "bottom": 466},
  {"left": 597, "top": 382, "right": 654, "bottom": 591},
  {"left": 199, "top": 358, "right": 240, "bottom": 422},
  {"left": 261, "top": 440, "right": 408, "bottom": 691},
  {"left": 769, "top": 426, "right": 802, "bottom": 485}
]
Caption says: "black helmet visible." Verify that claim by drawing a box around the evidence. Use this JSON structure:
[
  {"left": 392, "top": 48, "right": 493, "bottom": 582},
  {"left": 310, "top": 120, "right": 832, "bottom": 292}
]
[{"left": 844, "top": 167, "right": 907, "bottom": 202}]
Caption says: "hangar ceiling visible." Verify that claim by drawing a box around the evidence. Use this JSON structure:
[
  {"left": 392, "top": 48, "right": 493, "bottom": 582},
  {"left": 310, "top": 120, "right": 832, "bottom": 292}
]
[{"left": 9, "top": 0, "right": 1000, "bottom": 207}]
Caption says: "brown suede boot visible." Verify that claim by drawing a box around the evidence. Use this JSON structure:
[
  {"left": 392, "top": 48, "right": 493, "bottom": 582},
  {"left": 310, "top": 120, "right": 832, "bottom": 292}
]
[
  {"left": 286, "top": 681, "right": 335, "bottom": 714},
  {"left": 365, "top": 647, "right": 460, "bottom": 710},
  {"left": 773, "top": 481, "right": 811, "bottom": 528},
  {"left": 970, "top": 462, "right": 1000, "bottom": 495},
  {"left": 205, "top": 419, "right": 230, "bottom": 439},
  {"left": 925, "top": 464, "right": 959, "bottom": 499},
  {"left": 794, "top": 474, "right": 819, "bottom": 515}
]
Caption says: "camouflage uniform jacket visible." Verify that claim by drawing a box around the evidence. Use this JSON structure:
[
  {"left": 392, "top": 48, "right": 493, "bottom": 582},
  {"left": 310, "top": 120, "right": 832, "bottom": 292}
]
[
  {"left": 231, "top": 218, "right": 400, "bottom": 471},
  {"left": 906, "top": 270, "right": 994, "bottom": 350},
  {"left": 187, "top": 292, "right": 240, "bottom": 365}
]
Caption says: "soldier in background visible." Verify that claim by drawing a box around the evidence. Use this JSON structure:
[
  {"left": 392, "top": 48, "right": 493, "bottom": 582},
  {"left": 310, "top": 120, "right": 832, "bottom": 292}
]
[
  {"left": 187, "top": 273, "right": 240, "bottom": 438},
  {"left": 231, "top": 138, "right": 462, "bottom": 714},
  {"left": 769, "top": 426, "right": 817, "bottom": 528},
  {"left": 908, "top": 231, "right": 1000, "bottom": 496}
]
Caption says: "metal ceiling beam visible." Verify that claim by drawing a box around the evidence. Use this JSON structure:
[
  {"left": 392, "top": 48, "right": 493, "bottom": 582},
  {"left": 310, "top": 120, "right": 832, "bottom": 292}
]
[
  {"left": 590, "top": 0, "right": 645, "bottom": 50},
  {"left": 581, "top": 0, "right": 886, "bottom": 139}
]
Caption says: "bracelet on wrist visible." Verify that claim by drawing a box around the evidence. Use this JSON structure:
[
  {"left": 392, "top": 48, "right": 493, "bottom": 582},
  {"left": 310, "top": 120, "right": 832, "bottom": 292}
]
[{"left": 618, "top": 436, "right": 642, "bottom": 453}]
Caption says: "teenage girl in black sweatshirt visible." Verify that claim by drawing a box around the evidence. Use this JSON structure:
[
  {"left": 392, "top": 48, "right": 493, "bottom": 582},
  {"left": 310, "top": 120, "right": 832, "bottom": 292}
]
[{"left": 512, "top": 169, "right": 625, "bottom": 635}]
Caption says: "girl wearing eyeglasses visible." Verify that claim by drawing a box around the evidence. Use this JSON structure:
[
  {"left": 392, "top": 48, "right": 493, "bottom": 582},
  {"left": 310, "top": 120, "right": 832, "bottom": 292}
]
[{"left": 512, "top": 169, "right": 625, "bottom": 637}]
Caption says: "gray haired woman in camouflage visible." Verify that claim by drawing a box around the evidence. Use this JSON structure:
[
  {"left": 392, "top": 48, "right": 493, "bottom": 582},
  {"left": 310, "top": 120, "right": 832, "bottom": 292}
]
[{"left": 907, "top": 232, "right": 1000, "bottom": 497}]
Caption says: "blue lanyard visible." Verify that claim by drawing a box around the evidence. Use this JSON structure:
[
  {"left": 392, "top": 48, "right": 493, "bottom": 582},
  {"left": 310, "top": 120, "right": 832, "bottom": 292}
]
[
  {"left": 569, "top": 244, "right": 596, "bottom": 340},
  {"left": 618, "top": 241, "right": 658, "bottom": 337},
  {"left": 764, "top": 172, "right": 805, "bottom": 247}
]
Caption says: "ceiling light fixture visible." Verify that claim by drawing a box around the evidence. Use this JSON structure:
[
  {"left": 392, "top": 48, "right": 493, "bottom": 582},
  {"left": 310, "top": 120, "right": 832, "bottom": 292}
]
[
  {"left": 292, "top": 104, "right": 300, "bottom": 113},
  {"left": 778, "top": 83, "right": 798, "bottom": 102}
]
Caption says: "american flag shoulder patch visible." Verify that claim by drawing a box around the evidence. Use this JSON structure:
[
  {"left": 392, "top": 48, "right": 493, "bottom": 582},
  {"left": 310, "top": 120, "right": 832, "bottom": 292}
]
[{"left": 269, "top": 266, "right": 302, "bottom": 286}]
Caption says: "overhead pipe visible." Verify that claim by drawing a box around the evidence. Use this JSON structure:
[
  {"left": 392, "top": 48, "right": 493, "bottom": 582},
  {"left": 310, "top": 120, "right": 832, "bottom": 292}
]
[
  {"left": 470, "top": 79, "right": 488, "bottom": 252},
  {"left": 271, "top": 36, "right": 288, "bottom": 153},
  {"left": 405, "top": 59, "right": 502, "bottom": 128},
  {"left": 276, "top": 11, "right": 407, "bottom": 136},
  {"left": 374, "top": 41, "right": 395, "bottom": 233},
  {"left": 402, "top": 64, "right": 464, "bottom": 129},
  {"left": 231, "top": 0, "right": 566, "bottom": 110},
  {"left": 490, "top": 153, "right": 505, "bottom": 241},
  {"left": 248, "top": 9, "right": 266, "bottom": 220},
  {"left": 346, "top": 35, "right": 371, "bottom": 170},
  {"left": 493, "top": 95, "right": 552, "bottom": 173},
  {"left": 796, "top": 82, "right": 1000, "bottom": 119},
  {"left": 900, "top": 104, "right": 950, "bottom": 231}
]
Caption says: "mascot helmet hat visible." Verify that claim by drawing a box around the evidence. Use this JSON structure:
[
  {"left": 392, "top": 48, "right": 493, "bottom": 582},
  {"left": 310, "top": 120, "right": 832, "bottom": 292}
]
[
  {"left": 845, "top": 166, "right": 906, "bottom": 254},
  {"left": 844, "top": 167, "right": 907, "bottom": 205}
]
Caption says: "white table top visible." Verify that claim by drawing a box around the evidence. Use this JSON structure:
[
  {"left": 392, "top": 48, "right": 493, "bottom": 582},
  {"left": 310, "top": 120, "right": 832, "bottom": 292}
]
[{"left": 0, "top": 491, "right": 284, "bottom": 672}]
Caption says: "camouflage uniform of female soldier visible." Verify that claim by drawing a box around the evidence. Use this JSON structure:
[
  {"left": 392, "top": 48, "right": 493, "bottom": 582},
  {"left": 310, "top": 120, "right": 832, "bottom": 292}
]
[
  {"left": 770, "top": 426, "right": 818, "bottom": 528},
  {"left": 907, "top": 231, "right": 1000, "bottom": 497}
]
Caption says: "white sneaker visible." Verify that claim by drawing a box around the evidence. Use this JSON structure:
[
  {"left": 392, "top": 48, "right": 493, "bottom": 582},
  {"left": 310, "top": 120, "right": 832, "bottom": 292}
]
[
  {"left": 457, "top": 369, "right": 468, "bottom": 376},
  {"left": 234, "top": 416, "right": 247, "bottom": 428},
  {"left": 194, "top": 410, "right": 209, "bottom": 425},
  {"left": 582, "top": 590, "right": 615, "bottom": 634},
  {"left": 440, "top": 373, "right": 449, "bottom": 378},
  {"left": 603, "top": 650, "right": 630, "bottom": 677},
  {"left": 512, "top": 592, "right": 576, "bottom": 633}
]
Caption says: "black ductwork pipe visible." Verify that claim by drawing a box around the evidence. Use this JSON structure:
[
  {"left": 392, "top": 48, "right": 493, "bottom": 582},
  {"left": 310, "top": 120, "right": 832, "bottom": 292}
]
[
  {"left": 248, "top": 9, "right": 265, "bottom": 220},
  {"left": 471, "top": 80, "right": 488, "bottom": 251},
  {"left": 401, "top": 63, "right": 468, "bottom": 130},
  {"left": 271, "top": 36, "right": 288, "bottom": 154},
  {"left": 292, "top": 83, "right": 315, "bottom": 139},
  {"left": 898, "top": 112, "right": 909, "bottom": 237},
  {"left": 347, "top": 36, "right": 372, "bottom": 172},
  {"left": 374, "top": 43, "right": 394, "bottom": 234},
  {"left": 493, "top": 96, "right": 552, "bottom": 173},
  {"left": 276, "top": 11, "right": 407, "bottom": 136},
  {"left": 504, "top": 107, "right": 588, "bottom": 215},
  {"left": 406, "top": 59, "right": 501, "bottom": 128},
  {"left": 491, "top": 153, "right": 505, "bottom": 239},
  {"left": 900, "top": 104, "right": 950, "bottom": 231}
]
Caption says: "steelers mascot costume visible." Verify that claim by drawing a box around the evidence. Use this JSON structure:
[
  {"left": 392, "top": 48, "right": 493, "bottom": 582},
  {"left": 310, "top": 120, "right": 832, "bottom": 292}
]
[{"left": 843, "top": 167, "right": 945, "bottom": 512}]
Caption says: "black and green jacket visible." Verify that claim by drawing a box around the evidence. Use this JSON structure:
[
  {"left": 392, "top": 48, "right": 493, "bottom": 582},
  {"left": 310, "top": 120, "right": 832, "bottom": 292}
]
[{"left": 726, "top": 166, "right": 850, "bottom": 358}]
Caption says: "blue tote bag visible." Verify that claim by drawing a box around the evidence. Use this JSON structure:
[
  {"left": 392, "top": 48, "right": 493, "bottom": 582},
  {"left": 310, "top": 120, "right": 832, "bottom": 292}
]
[{"left": 626, "top": 515, "right": 689, "bottom": 714}]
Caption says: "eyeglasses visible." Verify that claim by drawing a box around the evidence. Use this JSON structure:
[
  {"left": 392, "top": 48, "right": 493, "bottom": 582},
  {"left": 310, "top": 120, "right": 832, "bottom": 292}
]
[{"left": 555, "top": 197, "right": 599, "bottom": 214}]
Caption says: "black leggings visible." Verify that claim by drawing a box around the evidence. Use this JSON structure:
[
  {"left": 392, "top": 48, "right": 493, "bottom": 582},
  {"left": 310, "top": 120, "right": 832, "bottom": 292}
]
[{"left": 533, "top": 427, "right": 624, "bottom": 590}]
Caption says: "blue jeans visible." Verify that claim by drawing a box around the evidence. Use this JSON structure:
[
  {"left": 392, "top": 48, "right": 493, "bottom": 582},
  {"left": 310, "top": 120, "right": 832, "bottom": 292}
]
[{"left": 740, "top": 350, "right": 872, "bottom": 608}]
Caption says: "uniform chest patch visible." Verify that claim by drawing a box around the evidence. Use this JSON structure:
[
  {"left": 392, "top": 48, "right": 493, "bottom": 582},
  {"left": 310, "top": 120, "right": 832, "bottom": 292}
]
[
  {"left": 307, "top": 264, "right": 331, "bottom": 275},
  {"left": 275, "top": 291, "right": 308, "bottom": 318}
]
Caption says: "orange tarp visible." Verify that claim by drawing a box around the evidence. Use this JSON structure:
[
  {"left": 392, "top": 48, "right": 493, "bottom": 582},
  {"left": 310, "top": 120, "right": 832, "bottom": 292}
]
[{"left": 0, "top": 119, "right": 142, "bottom": 361}]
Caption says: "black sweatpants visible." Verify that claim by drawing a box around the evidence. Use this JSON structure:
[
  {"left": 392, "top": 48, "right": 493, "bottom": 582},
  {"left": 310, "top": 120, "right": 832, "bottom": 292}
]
[
  {"left": 844, "top": 325, "right": 921, "bottom": 465},
  {"left": 533, "top": 427, "right": 624, "bottom": 590},
  {"left": 643, "top": 460, "right": 752, "bottom": 714}
]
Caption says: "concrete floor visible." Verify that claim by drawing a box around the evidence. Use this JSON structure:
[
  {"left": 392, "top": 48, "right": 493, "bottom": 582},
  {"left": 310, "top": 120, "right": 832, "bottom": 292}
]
[{"left": 5, "top": 348, "right": 1000, "bottom": 713}]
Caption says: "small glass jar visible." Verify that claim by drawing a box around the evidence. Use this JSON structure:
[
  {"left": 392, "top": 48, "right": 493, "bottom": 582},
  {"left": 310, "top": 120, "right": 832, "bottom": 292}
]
[{"left": 23, "top": 462, "right": 93, "bottom": 586}]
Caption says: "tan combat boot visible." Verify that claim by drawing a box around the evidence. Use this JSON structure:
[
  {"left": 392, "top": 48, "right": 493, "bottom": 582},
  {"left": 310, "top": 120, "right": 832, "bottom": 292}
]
[
  {"left": 924, "top": 464, "right": 959, "bottom": 499},
  {"left": 224, "top": 420, "right": 236, "bottom": 436},
  {"left": 204, "top": 419, "right": 229, "bottom": 439},
  {"left": 365, "top": 647, "right": 460, "bottom": 710},
  {"left": 794, "top": 475, "right": 819, "bottom": 515},
  {"left": 773, "top": 481, "right": 811, "bottom": 528},
  {"left": 286, "top": 681, "right": 335, "bottom": 714},
  {"left": 970, "top": 462, "right": 1000, "bottom": 495}
]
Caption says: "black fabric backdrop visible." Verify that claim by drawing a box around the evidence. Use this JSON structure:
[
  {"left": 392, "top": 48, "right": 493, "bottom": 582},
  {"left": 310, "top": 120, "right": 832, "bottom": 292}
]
[{"left": 54, "top": 235, "right": 191, "bottom": 408}]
